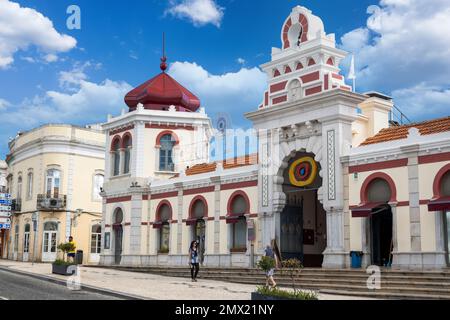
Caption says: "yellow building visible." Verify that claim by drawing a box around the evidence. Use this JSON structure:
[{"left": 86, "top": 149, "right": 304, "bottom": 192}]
[{"left": 5, "top": 124, "right": 105, "bottom": 264}]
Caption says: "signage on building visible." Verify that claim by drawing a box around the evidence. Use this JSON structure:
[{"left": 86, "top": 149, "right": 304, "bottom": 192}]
[{"left": 0, "top": 224, "right": 11, "bottom": 230}]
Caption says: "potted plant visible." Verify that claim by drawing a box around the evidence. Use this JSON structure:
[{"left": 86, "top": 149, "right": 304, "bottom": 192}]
[
  {"left": 252, "top": 257, "right": 318, "bottom": 300},
  {"left": 52, "top": 242, "right": 77, "bottom": 276}
]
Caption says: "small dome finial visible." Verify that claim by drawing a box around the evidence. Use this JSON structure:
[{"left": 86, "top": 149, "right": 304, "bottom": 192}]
[{"left": 160, "top": 32, "right": 167, "bottom": 72}]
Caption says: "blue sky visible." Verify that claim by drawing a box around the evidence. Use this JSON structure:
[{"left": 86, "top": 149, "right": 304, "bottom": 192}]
[{"left": 1, "top": 0, "right": 450, "bottom": 157}]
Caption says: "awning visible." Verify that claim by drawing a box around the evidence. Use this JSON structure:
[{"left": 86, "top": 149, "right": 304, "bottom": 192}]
[
  {"left": 184, "top": 218, "right": 198, "bottom": 226},
  {"left": 226, "top": 215, "right": 245, "bottom": 224},
  {"left": 351, "top": 202, "right": 387, "bottom": 218},
  {"left": 428, "top": 196, "right": 450, "bottom": 212},
  {"left": 152, "top": 221, "right": 163, "bottom": 229}
]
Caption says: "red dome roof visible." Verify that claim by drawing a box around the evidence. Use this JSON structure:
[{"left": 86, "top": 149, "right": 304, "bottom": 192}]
[{"left": 125, "top": 71, "right": 201, "bottom": 112}]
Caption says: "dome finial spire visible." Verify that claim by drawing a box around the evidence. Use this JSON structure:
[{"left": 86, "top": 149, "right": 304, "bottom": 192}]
[{"left": 160, "top": 32, "right": 167, "bottom": 72}]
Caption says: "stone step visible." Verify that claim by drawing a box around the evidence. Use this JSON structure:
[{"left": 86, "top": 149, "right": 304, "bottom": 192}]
[{"left": 319, "top": 289, "right": 450, "bottom": 300}]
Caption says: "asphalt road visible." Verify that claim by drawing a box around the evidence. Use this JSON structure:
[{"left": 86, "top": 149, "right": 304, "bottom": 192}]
[{"left": 0, "top": 268, "right": 121, "bottom": 300}]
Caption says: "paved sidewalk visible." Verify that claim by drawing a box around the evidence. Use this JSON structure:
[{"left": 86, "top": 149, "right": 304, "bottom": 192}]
[{"left": 0, "top": 260, "right": 373, "bottom": 300}]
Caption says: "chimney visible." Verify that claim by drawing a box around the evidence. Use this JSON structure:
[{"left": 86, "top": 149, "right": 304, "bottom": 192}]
[{"left": 359, "top": 92, "right": 394, "bottom": 136}]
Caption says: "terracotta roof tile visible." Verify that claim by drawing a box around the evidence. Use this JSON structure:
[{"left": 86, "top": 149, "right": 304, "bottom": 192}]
[
  {"left": 185, "top": 154, "right": 259, "bottom": 176},
  {"left": 360, "top": 116, "right": 450, "bottom": 146}
]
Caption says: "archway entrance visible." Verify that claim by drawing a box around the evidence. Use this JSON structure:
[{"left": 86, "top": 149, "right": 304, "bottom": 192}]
[
  {"left": 280, "top": 152, "right": 327, "bottom": 268},
  {"left": 370, "top": 205, "right": 393, "bottom": 266},
  {"left": 113, "top": 208, "right": 123, "bottom": 265}
]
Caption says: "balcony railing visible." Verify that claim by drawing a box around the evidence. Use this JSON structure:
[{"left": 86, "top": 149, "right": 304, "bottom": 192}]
[
  {"left": 11, "top": 199, "right": 21, "bottom": 212},
  {"left": 37, "top": 194, "right": 67, "bottom": 211}
]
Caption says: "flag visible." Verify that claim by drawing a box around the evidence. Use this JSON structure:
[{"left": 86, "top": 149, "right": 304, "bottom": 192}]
[{"left": 348, "top": 54, "right": 356, "bottom": 80}]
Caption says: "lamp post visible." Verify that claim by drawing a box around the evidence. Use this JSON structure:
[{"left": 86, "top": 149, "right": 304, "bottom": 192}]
[{"left": 31, "top": 211, "right": 38, "bottom": 266}]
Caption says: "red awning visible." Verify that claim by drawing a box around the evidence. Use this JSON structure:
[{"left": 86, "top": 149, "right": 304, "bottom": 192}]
[
  {"left": 351, "top": 202, "right": 387, "bottom": 218},
  {"left": 152, "top": 221, "right": 163, "bottom": 229},
  {"left": 226, "top": 215, "right": 244, "bottom": 224},
  {"left": 185, "top": 218, "right": 198, "bottom": 226},
  {"left": 428, "top": 196, "right": 450, "bottom": 212}
]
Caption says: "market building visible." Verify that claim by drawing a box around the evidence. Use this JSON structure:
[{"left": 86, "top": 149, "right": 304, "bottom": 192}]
[
  {"left": 5, "top": 124, "right": 105, "bottom": 264},
  {"left": 99, "top": 5, "right": 450, "bottom": 269}
]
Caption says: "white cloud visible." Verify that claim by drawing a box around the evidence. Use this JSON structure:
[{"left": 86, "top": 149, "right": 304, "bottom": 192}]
[
  {"left": 0, "top": 98, "right": 10, "bottom": 110},
  {"left": 236, "top": 58, "right": 246, "bottom": 65},
  {"left": 166, "top": 0, "right": 224, "bottom": 27},
  {"left": 340, "top": 0, "right": 450, "bottom": 120},
  {"left": 43, "top": 53, "right": 58, "bottom": 63},
  {"left": 0, "top": 0, "right": 77, "bottom": 69},
  {"left": 168, "top": 61, "right": 267, "bottom": 125}
]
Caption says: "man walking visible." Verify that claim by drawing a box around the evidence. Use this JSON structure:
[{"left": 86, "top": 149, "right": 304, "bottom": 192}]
[{"left": 68, "top": 236, "right": 76, "bottom": 263}]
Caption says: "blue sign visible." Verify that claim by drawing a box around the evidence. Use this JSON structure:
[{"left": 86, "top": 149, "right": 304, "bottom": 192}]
[
  {"left": 0, "top": 223, "right": 11, "bottom": 230},
  {"left": 0, "top": 200, "right": 12, "bottom": 205}
]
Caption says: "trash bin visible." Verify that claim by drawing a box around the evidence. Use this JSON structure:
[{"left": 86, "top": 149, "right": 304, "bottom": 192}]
[
  {"left": 350, "top": 251, "right": 363, "bottom": 268},
  {"left": 75, "top": 250, "right": 83, "bottom": 265}
]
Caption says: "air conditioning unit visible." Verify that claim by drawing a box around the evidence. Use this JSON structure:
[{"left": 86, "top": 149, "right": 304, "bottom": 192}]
[{"left": 38, "top": 197, "right": 65, "bottom": 210}]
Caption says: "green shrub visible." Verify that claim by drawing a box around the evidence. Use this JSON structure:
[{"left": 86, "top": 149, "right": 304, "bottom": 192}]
[
  {"left": 257, "top": 256, "right": 276, "bottom": 273},
  {"left": 256, "top": 286, "right": 318, "bottom": 300},
  {"left": 281, "top": 258, "right": 303, "bottom": 292},
  {"left": 53, "top": 259, "right": 75, "bottom": 266},
  {"left": 57, "top": 242, "right": 76, "bottom": 262}
]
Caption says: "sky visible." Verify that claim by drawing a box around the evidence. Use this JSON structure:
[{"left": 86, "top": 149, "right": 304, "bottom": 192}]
[{"left": 0, "top": 0, "right": 450, "bottom": 157}]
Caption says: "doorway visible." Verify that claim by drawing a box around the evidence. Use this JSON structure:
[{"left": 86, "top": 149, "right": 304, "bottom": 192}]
[
  {"left": 370, "top": 206, "right": 393, "bottom": 266},
  {"left": 194, "top": 220, "right": 206, "bottom": 264},
  {"left": 113, "top": 208, "right": 123, "bottom": 265},
  {"left": 23, "top": 223, "right": 30, "bottom": 262},
  {"left": 444, "top": 211, "right": 450, "bottom": 266},
  {"left": 42, "top": 222, "right": 58, "bottom": 262}
]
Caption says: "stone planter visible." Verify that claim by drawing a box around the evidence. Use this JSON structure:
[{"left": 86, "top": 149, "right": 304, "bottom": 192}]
[
  {"left": 251, "top": 292, "right": 296, "bottom": 301},
  {"left": 52, "top": 263, "right": 77, "bottom": 276}
]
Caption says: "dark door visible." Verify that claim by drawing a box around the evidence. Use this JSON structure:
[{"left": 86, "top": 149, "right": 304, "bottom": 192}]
[
  {"left": 114, "top": 225, "right": 123, "bottom": 265},
  {"left": 280, "top": 205, "right": 304, "bottom": 261},
  {"left": 371, "top": 207, "right": 393, "bottom": 266},
  {"left": 195, "top": 220, "right": 206, "bottom": 264}
]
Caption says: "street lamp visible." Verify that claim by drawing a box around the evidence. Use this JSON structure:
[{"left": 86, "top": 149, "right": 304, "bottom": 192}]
[{"left": 31, "top": 211, "right": 38, "bottom": 266}]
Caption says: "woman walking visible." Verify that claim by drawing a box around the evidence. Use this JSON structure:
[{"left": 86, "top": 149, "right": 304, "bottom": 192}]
[
  {"left": 264, "top": 244, "right": 277, "bottom": 288},
  {"left": 189, "top": 240, "right": 200, "bottom": 282}
]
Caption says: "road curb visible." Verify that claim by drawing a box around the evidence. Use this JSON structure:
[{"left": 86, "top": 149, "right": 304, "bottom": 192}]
[{"left": 0, "top": 265, "right": 147, "bottom": 300}]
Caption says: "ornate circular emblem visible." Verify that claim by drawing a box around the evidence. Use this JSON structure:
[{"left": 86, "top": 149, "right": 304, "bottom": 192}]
[{"left": 289, "top": 156, "right": 318, "bottom": 187}]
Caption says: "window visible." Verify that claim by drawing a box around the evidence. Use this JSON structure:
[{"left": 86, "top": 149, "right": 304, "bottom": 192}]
[
  {"left": 14, "top": 224, "right": 19, "bottom": 253},
  {"left": 159, "top": 134, "right": 176, "bottom": 172},
  {"left": 191, "top": 199, "right": 206, "bottom": 220},
  {"left": 27, "top": 172, "right": 33, "bottom": 199},
  {"left": 158, "top": 203, "right": 171, "bottom": 253},
  {"left": 91, "top": 224, "right": 102, "bottom": 254},
  {"left": 93, "top": 174, "right": 104, "bottom": 201},
  {"left": 17, "top": 175, "right": 22, "bottom": 200},
  {"left": 112, "top": 138, "right": 121, "bottom": 176},
  {"left": 229, "top": 193, "right": 249, "bottom": 251},
  {"left": 46, "top": 169, "right": 61, "bottom": 198},
  {"left": 23, "top": 224, "right": 30, "bottom": 253},
  {"left": 123, "top": 135, "right": 132, "bottom": 174}
]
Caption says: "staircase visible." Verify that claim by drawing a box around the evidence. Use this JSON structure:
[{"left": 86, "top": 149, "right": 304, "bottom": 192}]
[{"left": 111, "top": 266, "right": 450, "bottom": 300}]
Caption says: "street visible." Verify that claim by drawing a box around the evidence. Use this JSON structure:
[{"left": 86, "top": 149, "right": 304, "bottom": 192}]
[{"left": 0, "top": 268, "right": 120, "bottom": 300}]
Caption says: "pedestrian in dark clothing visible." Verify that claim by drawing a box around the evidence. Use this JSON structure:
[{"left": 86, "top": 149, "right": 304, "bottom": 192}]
[{"left": 189, "top": 240, "right": 200, "bottom": 282}]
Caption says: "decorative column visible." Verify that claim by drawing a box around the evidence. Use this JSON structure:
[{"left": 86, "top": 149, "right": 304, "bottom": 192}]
[
  {"left": 129, "top": 188, "right": 144, "bottom": 265},
  {"left": 174, "top": 182, "right": 184, "bottom": 255}
]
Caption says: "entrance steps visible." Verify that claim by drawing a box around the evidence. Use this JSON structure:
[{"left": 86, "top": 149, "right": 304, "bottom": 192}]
[{"left": 109, "top": 266, "right": 450, "bottom": 300}]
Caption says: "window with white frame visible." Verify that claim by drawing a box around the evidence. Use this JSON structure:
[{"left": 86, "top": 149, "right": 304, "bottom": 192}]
[
  {"left": 159, "top": 134, "right": 176, "bottom": 172},
  {"left": 17, "top": 175, "right": 22, "bottom": 201},
  {"left": 46, "top": 169, "right": 61, "bottom": 198},
  {"left": 14, "top": 224, "right": 19, "bottom": 253},
  {"left": 123, "top": 135, "right": 132, "bottom": 174},
  {"left": 91, "top": 224, "right": 102, "bottom": 254},
  {"left": 112, "top": 139, "right": 121, "bottom": 176},
  {"left": 27, "top": 171, "right": 33, "bottom": 199},
  {"left": 24, "top": 224, "right": 30, "bottom": 253},
  {"left": 93, "top": 173, "right": 104, "bottom": 201}
]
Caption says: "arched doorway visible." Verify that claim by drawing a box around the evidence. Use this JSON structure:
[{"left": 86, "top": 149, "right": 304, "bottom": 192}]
[
  {"left": 366, "top": 178, "right": 394, "bottom": 267},
  {"left": 42, "top": 221, "right": 58, "bottom": 262},
  {"left": 189, "top": 197, "right": 207, "bottom": 264},
  {"left": 112, "top": 208, "right": 123, "bottom": 265},
  {"left": 280, "top": 152, "right": 327, "bottom": 267}
]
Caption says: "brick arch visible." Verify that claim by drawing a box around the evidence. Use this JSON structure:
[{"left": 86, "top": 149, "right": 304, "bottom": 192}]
[
  {"left": 326, "top": 57, "right": 334, "bottom": 66},
  {"left": 433, "top": 163, "right": 450, "bottom": 198},
  {"left": 189, "top": 195, "right": 208, "bottom": 219},
  {"left": 121, "top": 132, "right": 132, "bottom": 149},
  {"left": 111, "top": 135, "right": 122, "bottom": 151},
  {"left": 307, "top": 58, "right": 316, "bottom": 66},
  {"left": 156, "top": 200, "right": 173, "bottom": 221},
  {"left": 360, "top": 172, "right": 397, "bottom": 204},
  {"left": 282, "top": 14, "right": 309, "bottom": 49},
  {"left": 227, "top": 190, "right": 251, "bottom": 217},
  {"left": 155, "top": 130, "right": 180, "bottom": 147}
]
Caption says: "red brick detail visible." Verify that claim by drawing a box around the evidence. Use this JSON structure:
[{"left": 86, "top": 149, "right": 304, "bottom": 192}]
[
  {"left": 189, "top": 195, "right": 208, "bottom": 219},
  {"left": 142, "top": 195, "right": 149, "bottom": 201},
  {"left": 324, "top": 74, "right": 329, "bottom": 91},
  {"left": 183, "top": 186, "right": 215, "bottom": 196},
  {"left": 349, "top": 159, "right": 408, "bottom": 174},
  {"left": 270, "top": 81, "right": 287, "bottom": 93},
  {"left": 248, "top": 214, "right": 258, "bottom": 218},
  {"left": 301, "top": 71, "right": 320, "bottom": 84},
  {"left": 397, "top": 201, "right": 410, "bottom": 207},
  {"left": 305, "top": 86, "right": 322, "bottom": 96},
  {"left": 124, "top": 222, "right": 131, "bottom": 226},
  {"left": 110, "top": 125, "right": 135, "bottom": 136},
  {"left": 221, "top": 180, "right": 258, "bottom": 191},
  {"left": 106, "top": 196, "right": 132, "bottom": 204},
  {"left": 155, "top": 130, "right": 180, "bottom": 147},
  {"left": 420, "top": 200, "right": 430, "bottom": 205},
  {"left": 296, "top": 63, "right": 304, "bottom": 70},
  {"left": 332, "top": 73, "right": 343, "bottom": 80},
  {"left": 285, "top": 66, "right": 292, "bottom": 74},
  {"left": 206, "top": 217, "right": 215, "bottom": 221},
  {"left": 146, "top": 123, "right": 195, "bottom": 131},
  {"left": 227, "top": 191, "right": 250, "bottom": 216},
  {"left": 264, "top": 92, "right": 269, "bottom": 106},
  {"left": 141, "top": 222, "right": 148, "bottom": 226},
  {"left": 110, "top": 135, "right": 122, "bottom": 151},
  {"left": 308, "top": 58, "right": 316, "bottom": 66},
  {"left": 360, "top": 172, "right": 397, "bottom": 203},
  {"left": 273, "top": 69, "right": 281, "bottom": 77},
  {"left": 151, "top": 192, "right": 178, "bottom": 200},
  {"left": 326, "top": 58, "right": 334, "bottom": 66},
  {"left": 419, "top": 152, "right": 450, "bottom": 164},
  {"left": 105, "top": 224, "right": 111, "bottom": 228},
  {"left": 272, "top": 95, "right": 287, "bottom": 105},
  {"left": 433, "top": 164, "right": 450, "bottom": 198},
  {"left": 171, "top": 220, "right": 178, "bottom": 224}
]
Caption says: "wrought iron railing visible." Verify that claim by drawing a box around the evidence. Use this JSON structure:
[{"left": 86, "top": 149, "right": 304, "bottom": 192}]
[{"left": 37, "top": 194, "right": 67, "bottom": 211}]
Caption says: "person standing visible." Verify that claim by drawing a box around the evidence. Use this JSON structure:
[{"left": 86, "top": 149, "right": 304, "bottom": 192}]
[
  {"left": 68, "top": 236, "right": 76, "bottom": 263},
  {"left": 264, "top": 244, "right": 277, "bottom": 288},
  {"left": 189, "top": 240, "right": 200, "bottom": 282}
]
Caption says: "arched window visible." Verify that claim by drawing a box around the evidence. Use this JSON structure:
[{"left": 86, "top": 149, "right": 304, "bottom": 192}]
[
  {"left": 113, "top": 208, "right": 123, "bottom": 225},
  {"left": 91, "top": 224, "right": 102, "bottom": 254},
  {"left": 367, "top": 178, "right": 391, "bottom": 203},
  {"left": 23, "top": 223, "right": 30, "bottom": 253},
  {"left": 44, "top": 221, "right": 58, "bottom": 231},
  {"left": 112, "top": 137, "right": 121, "bottom": 176},
  {"left": 156, "top": 202, "right": 172, "bottom": 253},
  {"left": 46, "top": 169, "right": 61, "bottom": 198},
  {"left": 192, "top": 199, "right": 206, "bottom": 220},
  {"left": 93, "top": 173, "right": 104, "bottom": 201},
  {"left": 17, "top": 175, "right": 22, "bottom": 200},
  {"left": 27, "top": 171, "right": 33, "bottom": 199},
  {"left": 122, "top": 134, "right": 132, "bottom": 174},
  {"left": 159, "top": 134, "right": 176, "bottom": 172},
  {"left": 14, "top": 224, "right": 19, "bottom": 253},
  {"left": 228, "top": 192, "right": 250, "bottom": 251},
  {"left": 441, "top": 171, "right": 450, "bottom": 197}
]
